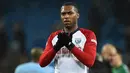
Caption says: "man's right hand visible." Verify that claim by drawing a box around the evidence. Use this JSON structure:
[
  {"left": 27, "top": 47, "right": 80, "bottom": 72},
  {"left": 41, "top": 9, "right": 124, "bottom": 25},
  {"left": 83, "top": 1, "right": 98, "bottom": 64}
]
[{"left": 53, "top": 33, "right": 65, "bottom": 52}]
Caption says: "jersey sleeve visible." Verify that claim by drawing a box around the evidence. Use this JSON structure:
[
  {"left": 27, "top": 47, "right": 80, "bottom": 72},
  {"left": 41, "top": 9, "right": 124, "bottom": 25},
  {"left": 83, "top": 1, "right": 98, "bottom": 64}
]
[
  {"left": 71, "top": 31, "right": 97, "bottom": 67},
  {"left": 39, "top": 33, "right": 57, "bottom": 67}
]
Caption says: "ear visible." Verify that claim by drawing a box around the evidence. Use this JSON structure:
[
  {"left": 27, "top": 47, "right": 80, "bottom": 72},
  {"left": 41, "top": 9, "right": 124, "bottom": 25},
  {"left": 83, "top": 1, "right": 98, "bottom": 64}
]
[{"left": 77, "top": 13, "right": 79, "bottom": 18}]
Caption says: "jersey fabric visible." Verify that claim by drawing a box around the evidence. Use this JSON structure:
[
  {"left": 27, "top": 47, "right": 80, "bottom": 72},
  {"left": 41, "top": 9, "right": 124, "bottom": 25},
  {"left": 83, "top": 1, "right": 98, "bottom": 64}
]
[
  {"left": 39, "top": 28, "right": 97, "bottom": 73},
  {"left": 112, "top": 64, "right": 130, "bottom": 73},
  {"left": 15, "top": 61, "right": 54, "bottom": 73}
]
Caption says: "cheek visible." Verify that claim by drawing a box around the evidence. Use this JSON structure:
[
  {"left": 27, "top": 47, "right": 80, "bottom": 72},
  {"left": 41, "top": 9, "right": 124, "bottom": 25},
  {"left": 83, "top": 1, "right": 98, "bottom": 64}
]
[
  {"left": 71, "top": 16, "right": 77, "bottom": 22},
  {"left": 103, "top": 53, "right": 108, "bottom": 57}
]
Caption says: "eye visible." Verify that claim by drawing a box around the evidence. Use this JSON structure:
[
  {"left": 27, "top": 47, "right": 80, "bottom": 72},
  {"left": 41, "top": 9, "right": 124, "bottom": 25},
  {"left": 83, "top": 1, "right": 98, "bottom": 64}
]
[
  {"left": 68, "top": 12, "right": 73, "bottom": 15},
  {"left": 61, "top": 12, "right": 66, "bottom": 15},
  {"left": 61, "top": 11, "right": 74, "bottom": 16}
]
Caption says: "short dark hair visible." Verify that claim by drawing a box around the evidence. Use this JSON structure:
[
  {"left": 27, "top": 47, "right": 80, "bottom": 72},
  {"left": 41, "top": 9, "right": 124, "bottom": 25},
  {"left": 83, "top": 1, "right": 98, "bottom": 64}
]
[
  {"left": 62, "top": 2, "right": 79, "bottom": 13},
  {"left": 31, "top": 48, "right": 43, "bottom": 62}
]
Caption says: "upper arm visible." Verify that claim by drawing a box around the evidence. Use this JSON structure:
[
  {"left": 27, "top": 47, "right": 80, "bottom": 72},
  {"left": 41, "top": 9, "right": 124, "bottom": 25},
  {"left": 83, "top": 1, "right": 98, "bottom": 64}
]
[
  {"left": 83, "top": 31, "right": 97, "bottom": 56},
  {"left": 44, "top": 33, "right": 54, "bottom": 52}
]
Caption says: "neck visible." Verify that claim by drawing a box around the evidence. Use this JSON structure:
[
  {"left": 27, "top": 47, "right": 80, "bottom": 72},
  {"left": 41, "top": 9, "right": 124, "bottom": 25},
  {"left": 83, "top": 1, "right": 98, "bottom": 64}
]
[
  {"left": 32, "top": 60, "right": 38, "bottom": 63},
  {"left": 64, "top": 24, "right": 78, "bottom": 33}
]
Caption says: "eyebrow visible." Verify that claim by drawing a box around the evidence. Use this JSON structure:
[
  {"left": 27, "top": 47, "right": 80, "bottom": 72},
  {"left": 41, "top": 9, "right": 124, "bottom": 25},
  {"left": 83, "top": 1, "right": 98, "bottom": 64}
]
[{"left": 61, "top": 11, "right": 74, "bottom": 13}]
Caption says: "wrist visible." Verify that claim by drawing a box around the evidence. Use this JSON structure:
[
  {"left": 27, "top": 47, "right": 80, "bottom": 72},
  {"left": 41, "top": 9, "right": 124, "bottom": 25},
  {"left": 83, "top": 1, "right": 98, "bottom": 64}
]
[
  {"left": 53, "top": 45, "right": 59, "bottom": 52},
  {"left": 66, "top": 42, "right": 75, "bottom": 50},
  {"left": 53, "top": 43, "right": 62, "bottom": 52}
]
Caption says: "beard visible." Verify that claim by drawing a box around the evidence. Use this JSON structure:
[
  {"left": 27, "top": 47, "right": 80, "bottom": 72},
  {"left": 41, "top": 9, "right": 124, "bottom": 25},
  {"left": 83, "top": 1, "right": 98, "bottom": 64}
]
[
  {"left": 64, "top": 24, "right": 73, "bottom": 29},
  {"left": 64, "top": 22, "right": 76, "bottom": 30}
]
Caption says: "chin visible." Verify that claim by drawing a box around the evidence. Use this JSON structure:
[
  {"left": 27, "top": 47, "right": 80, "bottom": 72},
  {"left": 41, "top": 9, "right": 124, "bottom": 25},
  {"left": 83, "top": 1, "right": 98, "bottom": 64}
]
[{"left": 64, "top": 23, "right": 71, "bottom": 27}]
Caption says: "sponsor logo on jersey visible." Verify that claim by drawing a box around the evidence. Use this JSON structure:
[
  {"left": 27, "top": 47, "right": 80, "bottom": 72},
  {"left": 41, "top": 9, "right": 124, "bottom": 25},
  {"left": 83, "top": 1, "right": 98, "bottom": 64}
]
[{"left": 75, "top": 38, "right": 81, "bottom": 44}]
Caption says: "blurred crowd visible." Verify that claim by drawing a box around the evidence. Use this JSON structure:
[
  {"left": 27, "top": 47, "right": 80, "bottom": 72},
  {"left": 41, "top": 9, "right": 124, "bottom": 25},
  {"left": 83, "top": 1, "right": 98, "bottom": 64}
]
[
  {"left": 0, "top": 21, "right": 54, "bottom": 73},
  {"left": 0, "top": 22, "right": 26, "bottom": 73},
  {"left": 90, "top": 43, "right": 130, "bottom": 73}
]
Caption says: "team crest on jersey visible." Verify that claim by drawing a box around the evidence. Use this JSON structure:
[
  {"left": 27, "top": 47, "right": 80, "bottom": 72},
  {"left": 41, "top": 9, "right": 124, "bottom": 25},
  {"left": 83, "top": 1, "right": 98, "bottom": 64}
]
[{"left": 75, "top": 38, "right": 81, "bottom": 44}]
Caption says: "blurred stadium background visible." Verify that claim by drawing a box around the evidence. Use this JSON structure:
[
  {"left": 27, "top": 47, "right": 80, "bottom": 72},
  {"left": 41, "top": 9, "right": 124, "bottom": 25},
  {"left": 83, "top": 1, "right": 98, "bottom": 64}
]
[{"left": 0, "top": 0, "right": 130, "bottom": 73}]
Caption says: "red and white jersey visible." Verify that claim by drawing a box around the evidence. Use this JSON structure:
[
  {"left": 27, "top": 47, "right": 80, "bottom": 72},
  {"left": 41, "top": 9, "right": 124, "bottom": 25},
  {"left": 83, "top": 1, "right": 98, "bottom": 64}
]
[{"left": 39, "top": 28, "right": 97, "bottom": 73}]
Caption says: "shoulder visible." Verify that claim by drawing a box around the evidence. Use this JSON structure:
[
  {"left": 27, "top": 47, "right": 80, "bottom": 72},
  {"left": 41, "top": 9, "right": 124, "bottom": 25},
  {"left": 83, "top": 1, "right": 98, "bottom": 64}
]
[
  {"left": 16, "top": 63, "right": 27, "bottom": 69},
  {"left": 79, "top": 28, "right": 95, "bottom": 34},
  {"left": 49, "top": 30, "right": 62, "bottom": 38},
  {"left": 79, "top": 28, "right": 96, "bottom": 36},
  {"left": 15, "top": 63, "right": 28, "bottom": 73},
  {"left": 122, "top": 64, "right": 129, "bottom": 70}
]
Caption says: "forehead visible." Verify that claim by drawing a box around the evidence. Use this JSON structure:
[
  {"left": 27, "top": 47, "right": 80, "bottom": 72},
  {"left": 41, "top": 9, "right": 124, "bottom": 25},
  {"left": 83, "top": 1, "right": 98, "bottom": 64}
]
[
  {"left": 61, "top": 5, "right": 75, "bottom": 12},
  {"left": 102, "top": 46, "right": 117, "bottom": 54}
]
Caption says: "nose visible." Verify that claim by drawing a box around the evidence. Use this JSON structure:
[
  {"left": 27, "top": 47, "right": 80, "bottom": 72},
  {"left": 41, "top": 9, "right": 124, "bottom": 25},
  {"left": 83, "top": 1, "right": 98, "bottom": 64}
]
[{"left": 64, "top": 14, "right": 69, "bottom": 18}]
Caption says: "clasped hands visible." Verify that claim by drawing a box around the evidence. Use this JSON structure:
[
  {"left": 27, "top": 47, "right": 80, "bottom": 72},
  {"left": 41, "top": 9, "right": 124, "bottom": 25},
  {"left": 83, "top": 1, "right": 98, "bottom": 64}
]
[{"left": 53, "top": 32, "right": 75, "bottom": 52}]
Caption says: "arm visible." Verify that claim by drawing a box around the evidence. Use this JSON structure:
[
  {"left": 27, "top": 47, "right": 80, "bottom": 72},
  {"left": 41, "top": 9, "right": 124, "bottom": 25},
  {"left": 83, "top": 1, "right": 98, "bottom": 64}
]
[
  {"left": 71, "top": 32, "right": 97, "bottom": 67},
  {"left": 39, "top": 33, "right": 57, "bottom": 67}
]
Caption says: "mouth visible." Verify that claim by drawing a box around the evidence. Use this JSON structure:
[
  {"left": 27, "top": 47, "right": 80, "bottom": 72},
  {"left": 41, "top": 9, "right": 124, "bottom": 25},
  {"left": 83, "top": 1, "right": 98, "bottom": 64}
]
[
  {"left": 64, "top": 20, "right": 70, "bottom": 23},
  {"left": 64, "top": 20, "right": 70, "bottom": 21},
  {"left": 64, "top": 19, "right": 70, "bottom": 22}
]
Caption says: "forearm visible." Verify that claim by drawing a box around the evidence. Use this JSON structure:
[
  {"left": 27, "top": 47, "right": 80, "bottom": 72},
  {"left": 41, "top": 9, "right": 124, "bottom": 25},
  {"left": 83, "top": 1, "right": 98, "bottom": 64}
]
[
  {"left": 39, "top": 48, "right": 56, "bottom": 67},
  {"left": 71, "top": 46, "right": 96, "bottom": 67}
]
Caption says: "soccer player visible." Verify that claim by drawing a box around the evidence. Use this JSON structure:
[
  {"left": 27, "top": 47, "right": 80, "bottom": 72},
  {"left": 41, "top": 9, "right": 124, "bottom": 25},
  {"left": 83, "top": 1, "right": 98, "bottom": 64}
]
[{"left": 39, "top": 2, "right": 97, "bottom": 73}]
